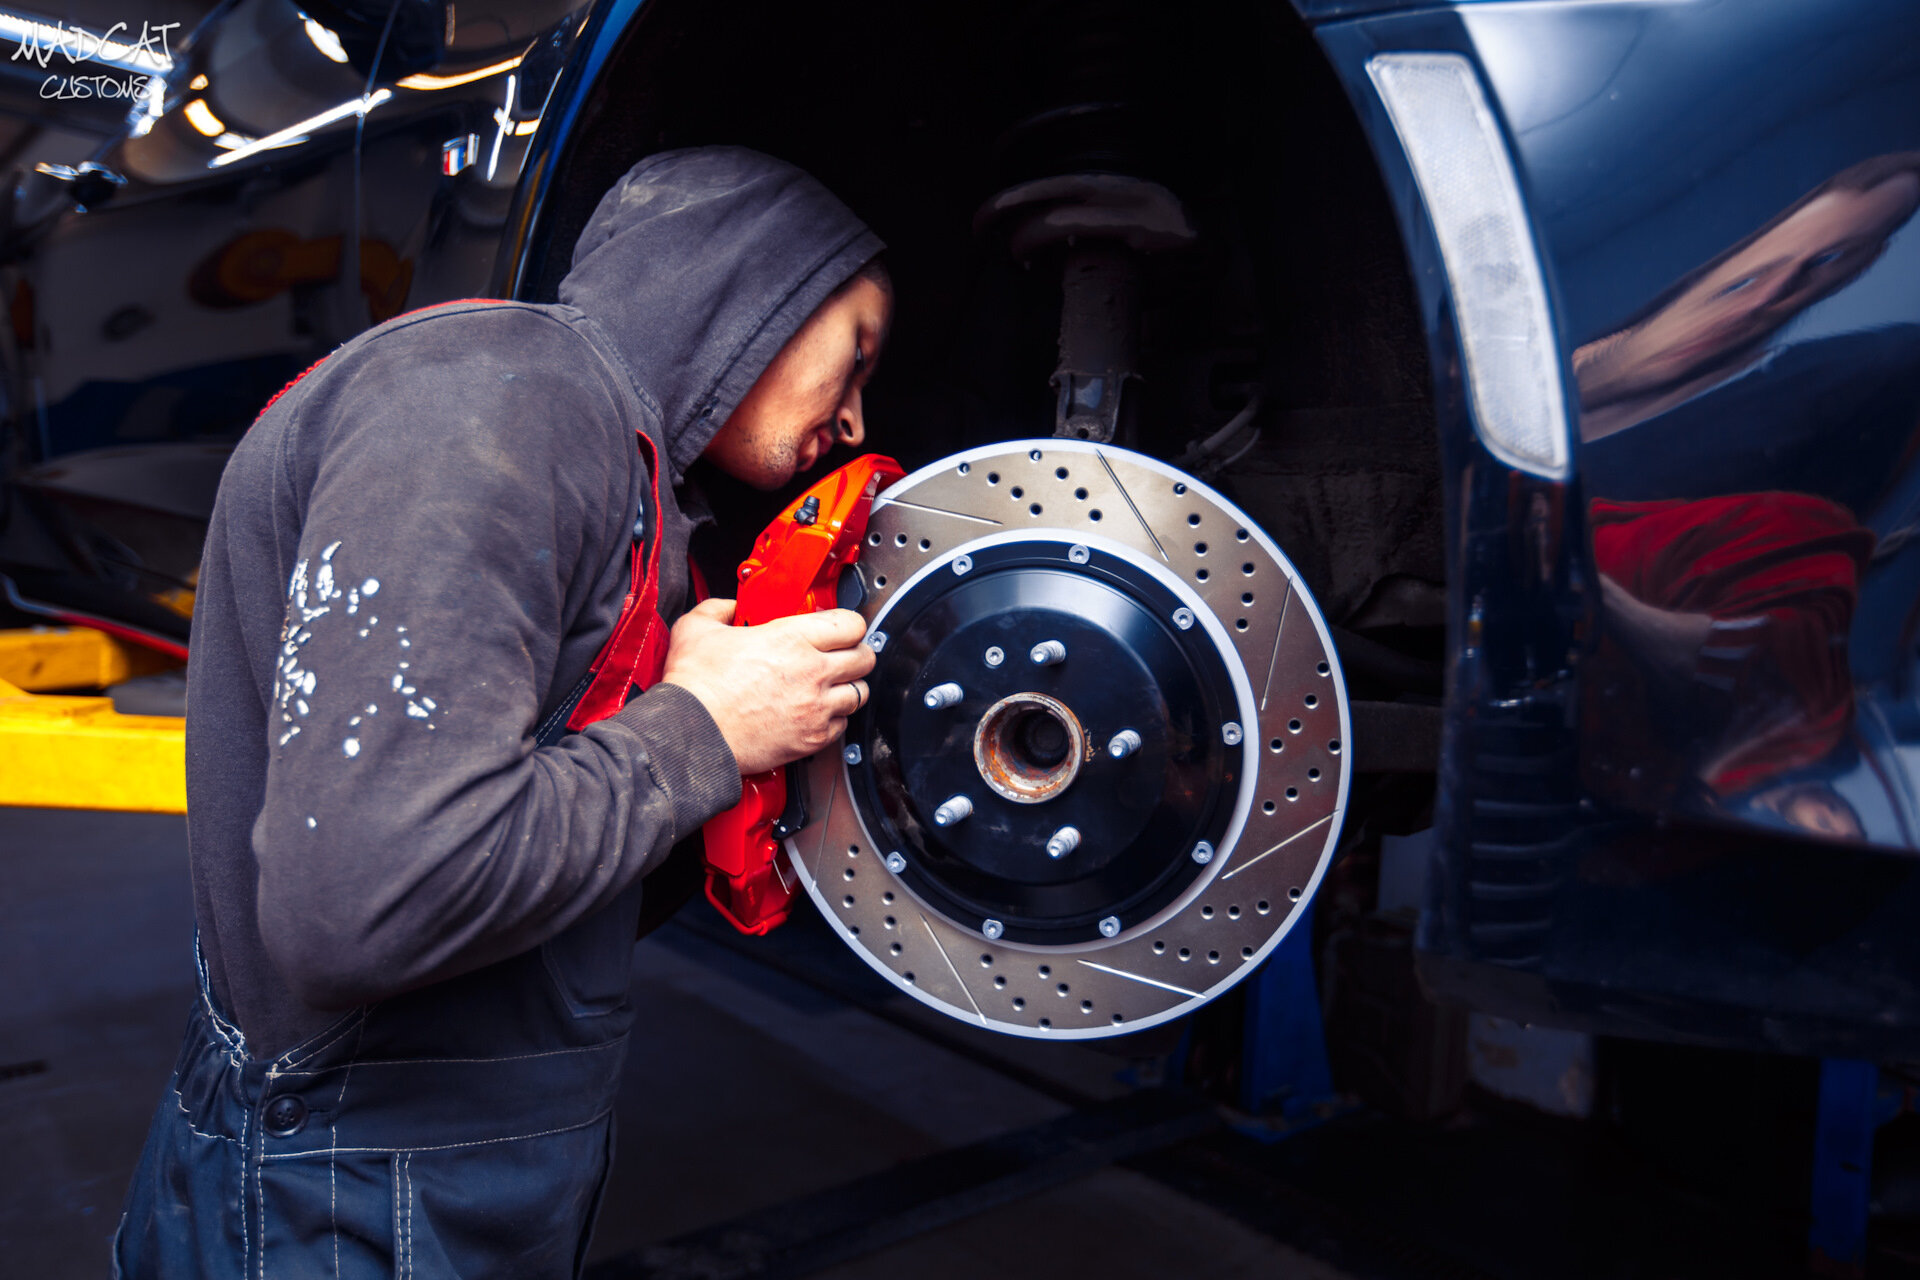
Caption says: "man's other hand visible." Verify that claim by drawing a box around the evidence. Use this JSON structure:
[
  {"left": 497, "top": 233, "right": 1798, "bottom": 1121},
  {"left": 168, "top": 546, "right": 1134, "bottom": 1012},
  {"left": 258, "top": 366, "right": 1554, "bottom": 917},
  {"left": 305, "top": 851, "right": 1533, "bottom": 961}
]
[{"left": 659, "top": 598, "right": 876, "bottom": 776}]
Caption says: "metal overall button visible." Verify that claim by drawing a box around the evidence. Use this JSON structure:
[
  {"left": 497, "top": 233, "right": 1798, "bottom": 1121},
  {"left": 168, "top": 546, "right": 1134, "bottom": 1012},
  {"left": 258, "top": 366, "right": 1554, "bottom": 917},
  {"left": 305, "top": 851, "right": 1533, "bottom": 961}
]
[{"left": 263, "top": 1094, "right": 308, "bottom": 1137}]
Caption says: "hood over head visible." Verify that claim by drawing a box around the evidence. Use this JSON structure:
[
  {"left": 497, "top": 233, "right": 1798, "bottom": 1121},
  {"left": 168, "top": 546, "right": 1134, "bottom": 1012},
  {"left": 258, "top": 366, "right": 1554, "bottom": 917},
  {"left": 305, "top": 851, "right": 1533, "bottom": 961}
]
[{"left": 558, "top": 147, "right": 884, "bottom": 483}]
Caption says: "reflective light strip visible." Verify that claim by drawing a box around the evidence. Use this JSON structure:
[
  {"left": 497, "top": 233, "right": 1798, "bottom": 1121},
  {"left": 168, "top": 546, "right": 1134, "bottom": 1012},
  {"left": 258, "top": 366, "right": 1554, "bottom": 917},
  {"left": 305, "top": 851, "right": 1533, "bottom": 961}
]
[
  {"left": 209, "top": 88, "right": 390, "bottom": 167},
  {"left": 1367, "top": 53, "right": 1570, "bottom": 480},
  {"left": 396, "top": 56, "right": 521, "bottom": 91}
]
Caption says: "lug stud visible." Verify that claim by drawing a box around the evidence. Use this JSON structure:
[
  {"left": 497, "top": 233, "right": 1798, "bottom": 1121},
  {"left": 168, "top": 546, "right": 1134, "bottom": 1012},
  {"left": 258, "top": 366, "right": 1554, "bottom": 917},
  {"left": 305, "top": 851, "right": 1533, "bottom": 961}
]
[
  {"left": 1030, "top": 640, "right": 1067, "bottom": 666},
  {"left": 1045, "top": 826, "right": 1081, "bottom": 859},
  {"left": 933, "top": 795, "right": 974, "bottom": 827},
  {"left": 1108, "top": 729, "right": 1142, "bottom": 759},
  {"left": 924, "top": 682, "right": 963, "bottom": 709}
]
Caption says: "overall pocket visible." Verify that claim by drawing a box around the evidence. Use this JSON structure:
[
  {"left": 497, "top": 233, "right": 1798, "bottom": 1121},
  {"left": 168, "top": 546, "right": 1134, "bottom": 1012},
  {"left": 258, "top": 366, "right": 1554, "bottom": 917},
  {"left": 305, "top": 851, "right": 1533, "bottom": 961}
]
[{"left": 539, "top": 883, "right": 644, "bottom": 1018}]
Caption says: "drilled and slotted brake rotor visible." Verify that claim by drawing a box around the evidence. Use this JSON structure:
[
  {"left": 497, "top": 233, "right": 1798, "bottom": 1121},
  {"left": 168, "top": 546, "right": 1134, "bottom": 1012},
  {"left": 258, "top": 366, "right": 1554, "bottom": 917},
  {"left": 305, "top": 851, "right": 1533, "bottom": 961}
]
[{"left": 789, "top": 441, "right": 1350, "bottom": 1039}]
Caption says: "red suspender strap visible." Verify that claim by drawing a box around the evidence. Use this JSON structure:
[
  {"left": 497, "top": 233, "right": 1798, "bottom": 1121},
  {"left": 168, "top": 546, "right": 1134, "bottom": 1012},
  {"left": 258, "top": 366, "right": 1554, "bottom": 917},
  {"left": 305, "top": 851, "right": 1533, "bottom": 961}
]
[{"left": 565, "top": 431, "right": 670, "bottom": 731}]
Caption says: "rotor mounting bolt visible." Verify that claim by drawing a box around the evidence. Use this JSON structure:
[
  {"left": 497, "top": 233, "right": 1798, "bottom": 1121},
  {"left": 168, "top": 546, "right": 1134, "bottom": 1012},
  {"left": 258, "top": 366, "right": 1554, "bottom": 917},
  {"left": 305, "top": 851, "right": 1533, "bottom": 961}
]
[
  {"left": 1068, "top": 544, "right": 1091, "bottom": 565},
  {"left": 1221, "top": 722, "right": 1244, "bottom": 746},
  {"left": 932, "top": 794, "right": 974, "bottom": 827},
  {"left": 868, "top": 631, "right": 888, "bottom": 653},
  {"left": 1044, "top": 826, "right": 1081, "bottom": 859},
  {"left": 982, "top": 918, "right": 1005, "bottom": 941},
  {"left": 843, "top": 745, "right": 863, "bottom": 765},
  {"left": 1108, "top": 729, "right": 1142, "bottom": 759},
  {"left": 984, "top": 646, "right": 1006, "bottom": 668},
  {"left": 924, "top": 682, "right": 964, "bottom": 710},
  {"left": 1191, "top": 841, "right": 1215, "bottom": 865},
  {"left": 951, "top": 554, "right": 973, "bottom": 576},
  {"left": 1099, "top": 916, "right": 1121, "bottom": 938},
  {"left": 1172, "top": 608, "right": 1196, "bottom": 631},
  {"left": 884, "top": 852, "right": 907, "bottom": 874},
  {"left": 1030, "top": 640, "right": 1067, "bottom": 666}
]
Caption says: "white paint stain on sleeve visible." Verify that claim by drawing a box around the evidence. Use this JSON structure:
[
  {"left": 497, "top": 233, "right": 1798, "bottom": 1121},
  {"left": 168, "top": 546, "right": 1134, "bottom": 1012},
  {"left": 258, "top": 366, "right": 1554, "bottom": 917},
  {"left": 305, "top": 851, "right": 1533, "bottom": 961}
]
[{"left": 343, "top": 738, "right": 360, "bottom": 758}]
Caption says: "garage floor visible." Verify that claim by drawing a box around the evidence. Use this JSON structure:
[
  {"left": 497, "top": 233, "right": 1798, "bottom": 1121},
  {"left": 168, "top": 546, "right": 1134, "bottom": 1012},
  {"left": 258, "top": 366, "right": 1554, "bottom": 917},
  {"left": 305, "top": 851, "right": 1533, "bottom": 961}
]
[{"left": 0, "top": 808, "right": 1347, "bottom": 1279}]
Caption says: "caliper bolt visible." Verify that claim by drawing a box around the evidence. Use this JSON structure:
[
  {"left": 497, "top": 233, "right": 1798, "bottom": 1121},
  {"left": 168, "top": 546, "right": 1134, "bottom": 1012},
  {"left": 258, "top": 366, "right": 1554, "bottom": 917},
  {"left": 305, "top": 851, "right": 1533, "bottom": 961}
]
[
  {"left": 924, "top": 682, "right": 964, "bottom": 709},
  {"left": 1191, "top": 841, "right": 1215, "bottom": 865},
  {"left": 1172, "top": 608, "right": 1196, "bottom": 631},
  {"left": 1108, "top": 729, "right": 1142, "bottom": 759},
  {"left": 1030, "top": 640, "right": 1067, "bottom": 666},
  {"left": 1044, "top": 826, "right": 1081, "bottom": 859},
  {"left": 884, "top": 852, "right": 907, "bottom": 874},
  {"left": 982, "top": 918, "right": 1005, "bottom": 940},
  {"left": 984, "top": 646, "right": 1005, "bottom": 668},
  {"left": 1221, "top": 722, "right": 1244, "bottom": 746},
  {"left": 933, "top": 795, "right": 974, "bottom": 827},
  {"left": 1098, "top": 916, "right": 1121, "bottom": 938},
  {"left": 843, "top": 745, "right": 863, "bottom": 765}
]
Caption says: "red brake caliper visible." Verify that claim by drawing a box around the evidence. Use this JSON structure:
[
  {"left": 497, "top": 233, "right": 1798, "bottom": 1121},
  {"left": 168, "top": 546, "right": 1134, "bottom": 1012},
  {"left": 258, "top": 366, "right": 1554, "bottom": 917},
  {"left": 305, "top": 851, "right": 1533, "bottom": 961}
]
[{"left": 700, "top": 454, "right": 906, "bottom": 934}]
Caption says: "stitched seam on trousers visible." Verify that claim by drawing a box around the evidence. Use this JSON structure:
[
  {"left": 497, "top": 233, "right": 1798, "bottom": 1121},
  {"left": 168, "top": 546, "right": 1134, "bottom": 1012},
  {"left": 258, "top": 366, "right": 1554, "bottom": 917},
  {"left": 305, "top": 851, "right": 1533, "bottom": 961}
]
[
  {"left": 260, "top": 1109, "right": 611, "bottom": 1158},
  {"left": 238, "top": 1104, "right": 250, "bottom": 1269},
  {"left": 256, "top": 1108, "right": 266, "bottom": 1280},
  {"left": 329, "top": 1018, "right": 365, "bottom": 1280},
  {"left": 174, "top": 1081, "right": 236, "bottom": 1144},
  {"left": 196, "top": 936, "right": 249, "bottom": 1065},
  {"left": 276, "top": 1009, "right": 368, "bottom": 1071},
  {"left": 268, "top": 1037, "right": 627, "bottom": 1074},
  {"left": 404, "top": 1153, "right": 414, "bottom": 1280}
]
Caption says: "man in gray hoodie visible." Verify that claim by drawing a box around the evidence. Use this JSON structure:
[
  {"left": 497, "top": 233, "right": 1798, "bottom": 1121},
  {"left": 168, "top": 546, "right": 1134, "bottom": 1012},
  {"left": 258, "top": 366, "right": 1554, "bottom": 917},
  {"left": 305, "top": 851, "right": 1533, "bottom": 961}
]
[{"left": 114, "top": 147, "right": 888, "bottom": 1278}]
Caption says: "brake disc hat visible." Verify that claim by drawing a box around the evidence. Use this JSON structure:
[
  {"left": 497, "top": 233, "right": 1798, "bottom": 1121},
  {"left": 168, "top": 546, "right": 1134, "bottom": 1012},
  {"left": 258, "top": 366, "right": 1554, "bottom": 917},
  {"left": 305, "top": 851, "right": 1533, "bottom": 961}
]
[{"left": 788, "top": 441, "right": 1350, "bottom": 1039}]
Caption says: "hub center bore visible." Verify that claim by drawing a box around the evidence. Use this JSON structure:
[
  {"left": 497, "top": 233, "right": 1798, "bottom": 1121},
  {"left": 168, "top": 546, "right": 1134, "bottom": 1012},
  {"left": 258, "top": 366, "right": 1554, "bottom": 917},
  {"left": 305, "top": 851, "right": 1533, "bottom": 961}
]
[{"left": 973, "top": 692, "right": 1087, "bottom": 804}]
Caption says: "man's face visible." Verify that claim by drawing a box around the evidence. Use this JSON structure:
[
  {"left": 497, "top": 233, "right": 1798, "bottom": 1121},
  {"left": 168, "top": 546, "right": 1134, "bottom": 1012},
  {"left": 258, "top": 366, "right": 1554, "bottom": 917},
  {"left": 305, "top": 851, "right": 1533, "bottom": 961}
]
[{"left": 703, "top": 275, "right": 892, "bottom": 490}]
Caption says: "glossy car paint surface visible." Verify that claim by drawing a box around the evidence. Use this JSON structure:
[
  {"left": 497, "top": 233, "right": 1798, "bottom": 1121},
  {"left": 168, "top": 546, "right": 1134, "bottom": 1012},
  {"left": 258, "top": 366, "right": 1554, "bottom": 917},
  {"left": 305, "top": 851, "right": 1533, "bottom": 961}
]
[{"left": 1317, "top": 0, "right": 1920, "bottom": 1051}]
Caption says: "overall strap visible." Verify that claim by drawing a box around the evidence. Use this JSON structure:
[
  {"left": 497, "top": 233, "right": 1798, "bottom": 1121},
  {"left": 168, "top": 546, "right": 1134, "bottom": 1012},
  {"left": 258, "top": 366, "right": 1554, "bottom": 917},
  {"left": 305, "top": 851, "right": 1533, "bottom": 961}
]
[{"left": 536, "top": 431, "right": 670, "bottom": 745}]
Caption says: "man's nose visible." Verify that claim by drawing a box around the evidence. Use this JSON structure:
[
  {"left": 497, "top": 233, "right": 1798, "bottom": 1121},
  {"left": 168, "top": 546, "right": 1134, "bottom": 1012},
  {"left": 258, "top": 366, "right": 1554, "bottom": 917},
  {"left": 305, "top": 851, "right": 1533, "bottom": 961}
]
[{"left": 836, "top": 392, "right": 866, "bottom": 447}]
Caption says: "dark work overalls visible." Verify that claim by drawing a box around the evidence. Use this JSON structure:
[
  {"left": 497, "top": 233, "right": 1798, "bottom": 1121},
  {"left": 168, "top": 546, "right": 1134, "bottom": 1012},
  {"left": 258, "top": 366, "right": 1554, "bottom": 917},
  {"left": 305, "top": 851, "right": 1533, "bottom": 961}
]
[{"left": 114, "top": 433, "right": 674, "bottom": 1279}]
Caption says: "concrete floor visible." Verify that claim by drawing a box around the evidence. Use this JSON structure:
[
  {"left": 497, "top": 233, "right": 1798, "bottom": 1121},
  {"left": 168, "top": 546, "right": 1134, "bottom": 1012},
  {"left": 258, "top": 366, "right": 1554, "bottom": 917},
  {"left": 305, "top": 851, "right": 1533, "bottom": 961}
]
[{"left": 0, "top": 808, "right": 1347, "bottom": 1278}]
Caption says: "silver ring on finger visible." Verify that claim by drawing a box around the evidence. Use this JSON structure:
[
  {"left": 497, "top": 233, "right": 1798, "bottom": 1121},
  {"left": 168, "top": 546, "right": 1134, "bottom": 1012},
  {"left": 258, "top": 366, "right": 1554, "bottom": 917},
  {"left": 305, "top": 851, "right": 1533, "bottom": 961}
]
[{"left": 851, "top": 680, "right": 867, "bottom": 712}]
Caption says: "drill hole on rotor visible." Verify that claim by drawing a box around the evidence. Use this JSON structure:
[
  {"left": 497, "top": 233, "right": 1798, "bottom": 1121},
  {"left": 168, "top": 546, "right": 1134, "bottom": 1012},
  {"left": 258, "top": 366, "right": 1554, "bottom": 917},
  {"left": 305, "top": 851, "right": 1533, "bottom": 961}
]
[
  {"left": 1038, "top": 1018, "right": 1051, "bottom": 1028},
  {"left": 1286, "top": 788, "right": 1298, "bottom": 801},
  {"left": 1057, "top": 983, "right": 1070, "bottom": 996},
  {"left": 1262, "top": 801, "right": 1276, "bottom": 815},
  {"left": 980, "top": 954, "right": 992, "bottom": 967},
  {"left": 1242, "top": 592, "right": 1254, "bottom": 606},
  {"left": 843, "top": 896, "right": 854, "bottom": 908},
  {"left": 1257, "top": 900, "right": 1271, "bottom": 914},
  {"left": 1196, "top": 568, "right": 1210, "bottom": 582},
  {"left": 890, "top": 943, "right": 902, "bottom": 955},
  {"left": 974, "top": 693, "right": 1086, "bottom": 804},
  {"left": 904, "top": 972, "right": 916, "bottom": 984},
  {"left": 1029, "top": 503, "right": 1043, "bottom": 516},
  {"left": 958, "top": 462, "right": 971, "bottom": 475},
  {"left": 1010, "top": 485, "right": 1024, "bottom": 498},
  {"left": 1089, "top": 509, "right": 1103, "bottom": 521},
  {"left": 1235, "top": 619, "right": 1249, "bottom": 632},
  {"left": 1228, "top": 905, "right": 1241, "bottom": 919},
  {"left": 843, "top": 868, "right": 855, "bottom": 881},
  {"left": 1187, "top": 513, "right": 1201, "bottom": 527},
  {"left": 1289, "top": 719, "right": 1302, "bottom": 733},
  {"left": 874, "top": 575, "right": 888, "bottom": 588},
  {"left": 987, "top": 471, "right": 1000, "bottom": 484},
  {"left": 1038, "top": 964, "right": 1051, "bottom": 977},
  {"left": 1030, "top": 449, "right": 1043, "bottom": 462},
  {"left": 1269, "top": 738, "right": 1283, "bottom": 752},
  {"left": 1012, "top": 998, "right": 1025, "bottom": 1010},
  {"left": 884, "top": 915, "right": 896, "bottom": 929},
  {"left": 1208, "top": 951, "right": 1220, "bottom": 964},
  {"left": 1178, "top": 947, "right": 1192, "bottom": 961},
  {"left": 895, "top": 533, "right": 908, "bottom": 546},
  {"left": 1242, "top": 562, "right": 1255, "bottom": 575},
  {"left": 867, "top": 533, "right": 881, "bottom": 546},
  {"left": 1074, "top": 487, "right": 1089, "bottom": 500},
  {"left": 1317, "top": 661, "right": 1329, "bottom": 675},
  {"left": 1236, "top": 528, "right": 1249, "bottom": 542},
  {"left": 1329, "top": 739, "right": 1342, "bottom": 754},
  {"left": 1081, "top": 1000, "right": 1093, "bottom": 1013},
  {"left": 1195, "top": 542, "right": 1208, "bottom": 555},
  {"left": 994, "top": 976, "right": 1007, "bottom": 988},
  {"left": 1112, "top": 1013, "right": 1125, "bottom": 1024},
  {"left": 1308, "top": 768, "right": 1321, "bottom": 781},
  {"left": 920, "top": 538, "right": 932, "bottom": 551},
  {"left": 1056, "top": 467, "right": 1069, "bottom": 480},
  {"left": 1289, "top": 886, "right": 1303, "bottom": 902},
  {"left": 1201, "top": 905, "right": 1214, "bottom": 919},
  {"left": 1304, "top": 694, "right": 1318, "bottom": 708},
  {"left": 883, "top": 892, "right": 895, "bottom": 904},
  {"left": 1242, "top": 946, "right": 1254, "bottom": 959},
  {"left": 1173, "top": 482, "right": 1187, "bottom": 495},
  {"left": 1153, "top": 940, "right": 1166, "bottom": 954}
]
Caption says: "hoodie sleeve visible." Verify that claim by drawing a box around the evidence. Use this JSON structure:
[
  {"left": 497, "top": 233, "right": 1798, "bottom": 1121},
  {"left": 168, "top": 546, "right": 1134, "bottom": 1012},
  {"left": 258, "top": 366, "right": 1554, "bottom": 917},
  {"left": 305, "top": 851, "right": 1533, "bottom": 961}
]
[{"left": 250, "top": 309, "right": 740, "bottom": 1008}]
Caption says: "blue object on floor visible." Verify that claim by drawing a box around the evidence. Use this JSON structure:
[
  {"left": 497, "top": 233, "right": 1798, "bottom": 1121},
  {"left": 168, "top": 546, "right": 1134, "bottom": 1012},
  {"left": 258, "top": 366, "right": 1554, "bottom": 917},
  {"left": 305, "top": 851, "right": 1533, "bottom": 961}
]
[
  {"left": 1809, "top": 1058, "right": 1881, "bottom": 1275},
  {"left": 1239, "top": 903, "right": 1337, "bottom": 1125}
]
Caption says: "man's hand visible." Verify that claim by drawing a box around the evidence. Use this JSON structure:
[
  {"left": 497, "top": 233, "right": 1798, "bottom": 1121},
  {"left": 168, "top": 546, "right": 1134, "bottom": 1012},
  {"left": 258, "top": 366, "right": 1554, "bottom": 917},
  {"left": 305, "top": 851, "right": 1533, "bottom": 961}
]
[{"left": 659, "top": 598, "right": 876, "bottom": 776}]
